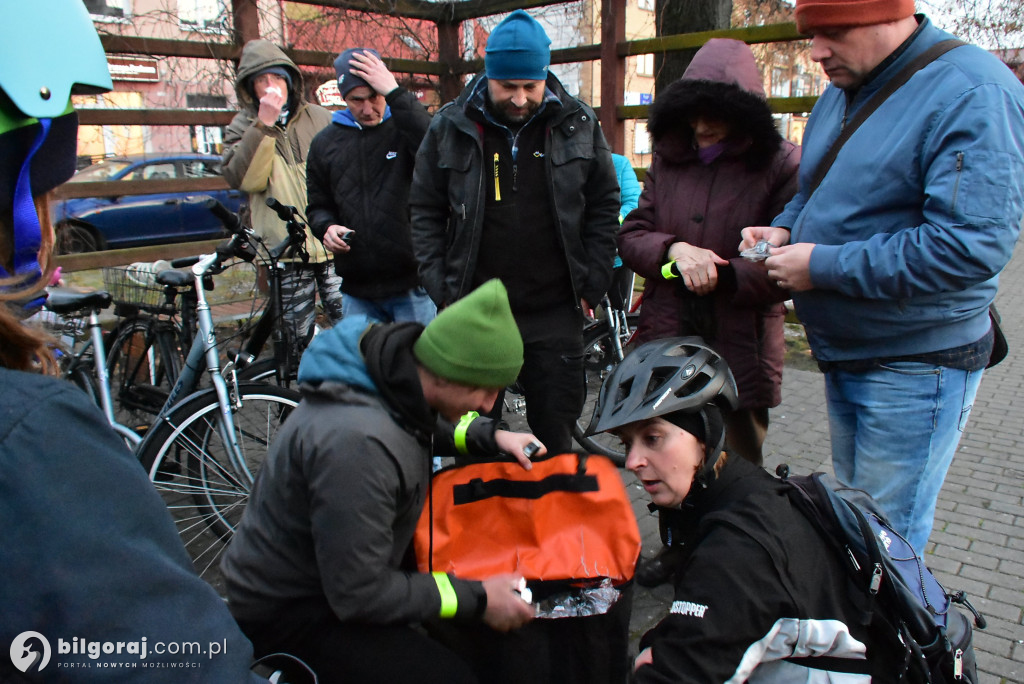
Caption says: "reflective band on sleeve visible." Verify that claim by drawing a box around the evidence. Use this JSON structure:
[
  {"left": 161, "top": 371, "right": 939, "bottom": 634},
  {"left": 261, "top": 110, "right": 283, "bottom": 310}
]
[
  {"left": 453, "top": 411, "right": 479, "bottom": 455},
  {"left": 432, "top": 572, "right": 458, "bottom": 618},
  {"left": 661, "top": 261, "right": 679, "bottom": 279}
]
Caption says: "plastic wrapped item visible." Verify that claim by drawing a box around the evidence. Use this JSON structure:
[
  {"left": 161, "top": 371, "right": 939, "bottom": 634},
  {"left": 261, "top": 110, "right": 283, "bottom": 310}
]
[
  {"left": 740, "top": 239, "right": 774, "bottom": 261},
  {"left": 533, "top": 578, "right": 623, "bottom": 619}
]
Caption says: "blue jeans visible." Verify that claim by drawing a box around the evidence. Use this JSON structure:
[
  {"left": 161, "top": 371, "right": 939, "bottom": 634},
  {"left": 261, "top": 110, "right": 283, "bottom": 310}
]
[
  {"left": 342, "top": 286, "right": 437, "bottom": 326},
  {"left": 824, "top": 362, "right": 983, "bottom": 551}
]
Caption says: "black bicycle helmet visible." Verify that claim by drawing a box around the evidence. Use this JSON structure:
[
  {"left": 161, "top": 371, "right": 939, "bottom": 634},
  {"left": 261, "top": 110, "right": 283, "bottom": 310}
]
[{"left": 585, "top": 337, "right": 739, "bottom": 489}]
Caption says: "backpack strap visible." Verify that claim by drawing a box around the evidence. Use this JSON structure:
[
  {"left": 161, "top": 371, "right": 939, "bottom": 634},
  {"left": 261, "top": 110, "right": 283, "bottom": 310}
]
[{"left": 807, "top": 39, "right": 966, "bottom": 195}]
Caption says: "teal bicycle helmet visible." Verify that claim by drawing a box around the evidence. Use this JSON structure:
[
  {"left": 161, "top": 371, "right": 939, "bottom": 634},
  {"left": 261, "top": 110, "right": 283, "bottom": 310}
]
[{"left": 0, "top": 1, "right": 112, "bottom": 284}]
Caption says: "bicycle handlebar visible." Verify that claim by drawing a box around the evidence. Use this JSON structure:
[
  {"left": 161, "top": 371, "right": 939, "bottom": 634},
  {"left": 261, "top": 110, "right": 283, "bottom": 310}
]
[
  {"left": 200, "top": 197, "right": 245, "bottom": 236},
  {"left": 265, "top": 197, "right": 298, "bottom": 223},
  {"left": 264, "top": 197, "right": 309, "bottom": 263}
]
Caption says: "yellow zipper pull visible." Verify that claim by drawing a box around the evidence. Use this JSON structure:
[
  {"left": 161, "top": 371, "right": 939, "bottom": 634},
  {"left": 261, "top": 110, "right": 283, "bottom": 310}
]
[{"left": 493, "top": 152, "right": 501, "bottom": 201}]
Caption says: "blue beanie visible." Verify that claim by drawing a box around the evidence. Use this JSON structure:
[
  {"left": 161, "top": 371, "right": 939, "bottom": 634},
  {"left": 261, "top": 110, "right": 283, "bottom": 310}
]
[
  {"left": 485, "top": 10, "right": 551, "bottom": 81},
  {"left": 334, "top": 47, "right": 381, "bottom": 98}
]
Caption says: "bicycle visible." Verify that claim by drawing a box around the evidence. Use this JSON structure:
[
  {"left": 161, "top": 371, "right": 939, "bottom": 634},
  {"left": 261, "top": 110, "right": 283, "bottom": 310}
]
[
  {"left": 118, "top": 199, "right": 302, "bottom": 591},
  {"left": 103, "top": 261, "right": 197, "bottom": 431},
  {"left": 572, "top": 270, "right": 640, "bottom": 466},
  {"left": 42, "top": 288, "right": 142, "bottom": 448}
]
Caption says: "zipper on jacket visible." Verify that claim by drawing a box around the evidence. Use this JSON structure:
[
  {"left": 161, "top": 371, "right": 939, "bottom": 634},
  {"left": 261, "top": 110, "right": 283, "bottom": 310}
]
[
  {"left": 513, "top": 163, "right": 518, "bottom": 192},
  {"left": 952, "top": 151, "right": 964, "bottom": 210},
  {"left": 493, "top": 153, "right": 501, "bottom": 201}
]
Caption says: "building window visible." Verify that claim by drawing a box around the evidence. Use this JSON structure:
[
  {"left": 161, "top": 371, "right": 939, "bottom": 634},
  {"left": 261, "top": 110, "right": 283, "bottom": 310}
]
[
  {"left": 635, "top": 54, "right": 654, "bottom": 76},
  {"left": 178, "top": 0, "right": 228, "bottom": 32},
  {"left": 770, "top": 67, "right": 790, "bottom": 97},
  {"left": 186, "top": 94, "right": 228, "bottom": 110},
  {"left": 85, "top": 0, "right": 130, "bottom": 20},
  {"left": 638, "top": 0, "right": 655, "bottom": 11},
  {"left": 633, "top": 121, "right": 652, "bottom": 155}
]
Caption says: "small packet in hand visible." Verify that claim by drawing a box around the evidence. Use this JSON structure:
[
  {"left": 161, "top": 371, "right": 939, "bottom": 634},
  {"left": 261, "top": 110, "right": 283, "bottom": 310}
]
[
  {"left": 740, "top": 239, "right": 774, "bottom": 262},
  {"left": 515, "top": 577, "right": 532, "bottom": 605}
]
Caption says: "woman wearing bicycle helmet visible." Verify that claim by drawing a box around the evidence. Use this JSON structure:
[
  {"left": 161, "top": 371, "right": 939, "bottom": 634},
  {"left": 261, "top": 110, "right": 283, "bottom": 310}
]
[
  {"left": 0, "top": 4, "right": 280, "bottom": 680},
  {"left": 587, "top": 337, "right": 896, "bottom": 682}
]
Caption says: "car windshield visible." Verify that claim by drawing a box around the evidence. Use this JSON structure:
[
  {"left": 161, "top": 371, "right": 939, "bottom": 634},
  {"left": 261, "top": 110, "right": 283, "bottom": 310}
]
[{"left": 69, "top": 161, "right": 134, "bottom": 182}]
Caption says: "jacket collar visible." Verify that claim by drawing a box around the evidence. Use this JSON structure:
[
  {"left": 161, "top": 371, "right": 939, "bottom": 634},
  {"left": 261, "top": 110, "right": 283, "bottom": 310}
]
[{"left": 331, "top": 106, "right": 393, "bottom": 129}]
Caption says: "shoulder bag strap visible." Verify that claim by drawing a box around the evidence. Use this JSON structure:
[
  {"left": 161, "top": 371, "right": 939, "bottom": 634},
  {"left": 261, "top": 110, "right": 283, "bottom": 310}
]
[{"left": 807, "top": 39, "right": 966, "bottom": 195}]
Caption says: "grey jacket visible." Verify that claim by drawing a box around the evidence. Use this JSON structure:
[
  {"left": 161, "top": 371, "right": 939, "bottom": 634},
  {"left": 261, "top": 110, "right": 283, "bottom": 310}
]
[
  {"left": 222, "top": 316, "right": 496, "bottom": 626},
  {"left": 409, "top": 73, "right": 620, "bottom": 308}
]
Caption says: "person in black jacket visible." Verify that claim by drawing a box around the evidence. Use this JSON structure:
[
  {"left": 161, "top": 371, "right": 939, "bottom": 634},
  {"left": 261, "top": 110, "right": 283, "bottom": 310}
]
[
  {"left": 410, "top": 10, "right": 620, "bottom": 453},
  {"left": 307, "top": 47, "right": 435, "bottom": 324},
  {"left": 586, "top": 337, "right": 897, "bottom": 683}
]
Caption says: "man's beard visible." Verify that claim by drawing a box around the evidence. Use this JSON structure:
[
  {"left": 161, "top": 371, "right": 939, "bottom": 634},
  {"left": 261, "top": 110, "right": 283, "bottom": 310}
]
[{"left": 486, "top": 96, "right": 540, "bottom": 127}]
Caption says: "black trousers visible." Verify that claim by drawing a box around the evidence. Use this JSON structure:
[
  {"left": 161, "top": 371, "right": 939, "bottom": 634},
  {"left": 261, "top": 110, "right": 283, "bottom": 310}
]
[
  {"left": 236, "top": 599, "right": 477, "bottom": 684},
  {"left": 490, "top": 304, "right": 585, "bottom": 454}
]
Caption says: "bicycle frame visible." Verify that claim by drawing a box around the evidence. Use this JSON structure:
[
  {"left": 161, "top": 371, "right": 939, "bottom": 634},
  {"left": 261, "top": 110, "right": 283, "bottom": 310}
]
[
  {"left": 135, "top": 249, "right": 256, "bottom": 485},
  {"left": 84, "top": 308, "right": 143, "bottom": 447}
]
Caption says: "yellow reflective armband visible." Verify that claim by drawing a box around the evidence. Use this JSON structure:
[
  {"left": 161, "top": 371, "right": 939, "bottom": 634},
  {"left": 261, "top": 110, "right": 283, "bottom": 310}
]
[
  {"left": 432, "top": 572, "right": 458, "bottom": 618},
  {"left": 453, "top": 411, "right": 479, "bottom": 455},
  {"left": 661, "top": 261, "right": 679, "bottom": 279}
]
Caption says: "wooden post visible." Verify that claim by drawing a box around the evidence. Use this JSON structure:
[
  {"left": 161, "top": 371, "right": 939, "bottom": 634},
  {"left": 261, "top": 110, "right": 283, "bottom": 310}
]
[
  {"left": 231, "top": 0, "right": 261, "bottom": 45},
  {"left": 437, "top": 20, "right": 463, "bottom": 106},
  {"left": 600, "top": 0, "right": 627, "bottom": 154}
]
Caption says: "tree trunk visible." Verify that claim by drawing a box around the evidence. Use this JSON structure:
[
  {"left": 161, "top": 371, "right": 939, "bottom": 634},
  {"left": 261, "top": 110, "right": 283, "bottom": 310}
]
[{"left": 655, "top": 0, "right": 733, "bottom": 93}]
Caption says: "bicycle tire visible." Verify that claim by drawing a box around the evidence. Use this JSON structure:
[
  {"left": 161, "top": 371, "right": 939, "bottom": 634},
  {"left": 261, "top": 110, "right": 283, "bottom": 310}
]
[
  {"left": 572, "top": 314, "right": 639, "bottom": 467},
  {"left": 137, "top": 384, "right": 300, "bottom": 593},
  {"left": 235, "top": 357, "right": 279, "bottom": 384},
  {"left": 107, "top": 317, "right": 181, "bottom": 430},
  {"left": 67, "top": 362, "right": 101, "bottom": 407}
]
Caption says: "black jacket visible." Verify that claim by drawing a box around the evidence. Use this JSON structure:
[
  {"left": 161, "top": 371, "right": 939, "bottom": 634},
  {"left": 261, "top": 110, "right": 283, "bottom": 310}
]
[
  {"left": 307, "top": 87, "right": 431, "bottom": 300},
  {"left": 409, "top": 73, "right": 620, "bottom": 309},
  {"left": 636, "top": 457, "right": 897, "bottom": 683}
]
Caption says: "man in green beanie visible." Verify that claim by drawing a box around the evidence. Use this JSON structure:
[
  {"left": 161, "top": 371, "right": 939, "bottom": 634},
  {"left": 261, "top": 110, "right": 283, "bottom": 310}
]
[
  {"left": 411, "top": 9, "right": 621, "bottom": 454},
  {"left": 222, "top": 279, "right": 540, "bottom": 683}
]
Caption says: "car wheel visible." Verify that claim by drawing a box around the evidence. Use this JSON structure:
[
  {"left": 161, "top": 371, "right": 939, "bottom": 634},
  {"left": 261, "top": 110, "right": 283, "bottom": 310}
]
[{"left": 55, "top": 221, "right": 102, "bottom": 255}]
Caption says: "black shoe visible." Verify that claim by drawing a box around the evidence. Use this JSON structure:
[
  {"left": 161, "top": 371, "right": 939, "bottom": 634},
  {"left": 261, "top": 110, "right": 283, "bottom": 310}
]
[{"left": 635, "top": 545, "right": 685, "bottom": 587}]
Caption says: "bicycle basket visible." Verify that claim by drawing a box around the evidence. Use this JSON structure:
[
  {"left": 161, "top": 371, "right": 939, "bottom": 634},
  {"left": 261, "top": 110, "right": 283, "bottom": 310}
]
[{"left": 102, "top": 265, "right": 169, "bottom": 312}]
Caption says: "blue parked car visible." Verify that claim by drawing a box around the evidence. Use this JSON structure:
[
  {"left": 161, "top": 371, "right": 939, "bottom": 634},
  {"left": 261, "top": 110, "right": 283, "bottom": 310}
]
[{"left": 53, "top": 153, "right": 245, "bottom": 254}]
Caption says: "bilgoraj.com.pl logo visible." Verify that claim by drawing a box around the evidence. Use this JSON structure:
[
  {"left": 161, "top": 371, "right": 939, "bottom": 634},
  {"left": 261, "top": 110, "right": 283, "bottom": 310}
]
[{"left": 10, "top": 631, "right": 228, "bottom": 672}]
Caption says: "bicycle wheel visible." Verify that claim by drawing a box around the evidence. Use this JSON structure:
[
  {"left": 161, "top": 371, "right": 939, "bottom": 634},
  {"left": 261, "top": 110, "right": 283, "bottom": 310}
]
[
  {"left": 137, "top": 384, "right": 300, "bottom": 593},
  {"left": 573, "top": 314, "right": 639, "bottom": 467},
  {"left": 107, "top": 317, "right": 181, "bottom": 430},
  {"left": 67, "top": 361, "right": 100, "bottom": 406}
]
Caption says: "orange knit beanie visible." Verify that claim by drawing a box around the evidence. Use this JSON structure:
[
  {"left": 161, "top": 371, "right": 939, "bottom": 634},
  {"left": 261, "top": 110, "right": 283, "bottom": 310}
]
[{"left": 795, "top": 0, "right": 916, "bottom": 34}]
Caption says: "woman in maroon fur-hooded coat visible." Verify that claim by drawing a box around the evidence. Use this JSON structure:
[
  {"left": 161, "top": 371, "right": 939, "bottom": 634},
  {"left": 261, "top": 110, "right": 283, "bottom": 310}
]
[{"left": 619, "top": 38, "right": 800, "bottom": 464}]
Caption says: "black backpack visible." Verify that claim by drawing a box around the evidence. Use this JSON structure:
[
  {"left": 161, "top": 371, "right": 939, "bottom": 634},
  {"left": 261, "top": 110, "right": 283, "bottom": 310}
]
[{"left": 777, "top": 466, "right": 986, "bottom": 683}]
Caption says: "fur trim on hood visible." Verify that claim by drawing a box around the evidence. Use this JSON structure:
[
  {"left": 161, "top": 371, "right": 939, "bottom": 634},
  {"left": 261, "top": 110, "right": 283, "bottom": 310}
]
[{"left": 647, "top": 39, "right": 782, "bottom": 170}]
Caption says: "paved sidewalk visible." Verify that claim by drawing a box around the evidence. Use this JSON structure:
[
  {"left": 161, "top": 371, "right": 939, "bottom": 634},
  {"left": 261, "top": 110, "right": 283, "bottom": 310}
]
[{"left": 624, "top": 245, "right": 1024, "bottom": 682}]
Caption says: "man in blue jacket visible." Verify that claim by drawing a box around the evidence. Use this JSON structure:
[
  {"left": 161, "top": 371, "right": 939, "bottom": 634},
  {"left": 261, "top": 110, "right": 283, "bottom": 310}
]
[{"left": 742, "top": 0, "right": 1024, "bottom": 552}]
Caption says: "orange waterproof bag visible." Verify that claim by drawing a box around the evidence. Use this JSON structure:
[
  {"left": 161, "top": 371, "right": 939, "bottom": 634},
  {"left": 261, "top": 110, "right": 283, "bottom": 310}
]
[{"left": 414, "top": 453, "right": 640, "bottom": 586}]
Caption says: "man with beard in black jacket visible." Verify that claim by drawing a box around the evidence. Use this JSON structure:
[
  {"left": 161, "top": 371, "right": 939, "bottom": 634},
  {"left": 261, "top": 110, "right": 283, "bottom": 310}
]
[{"left": 410, "top": 10, "right": 620, "bottom": 453}]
